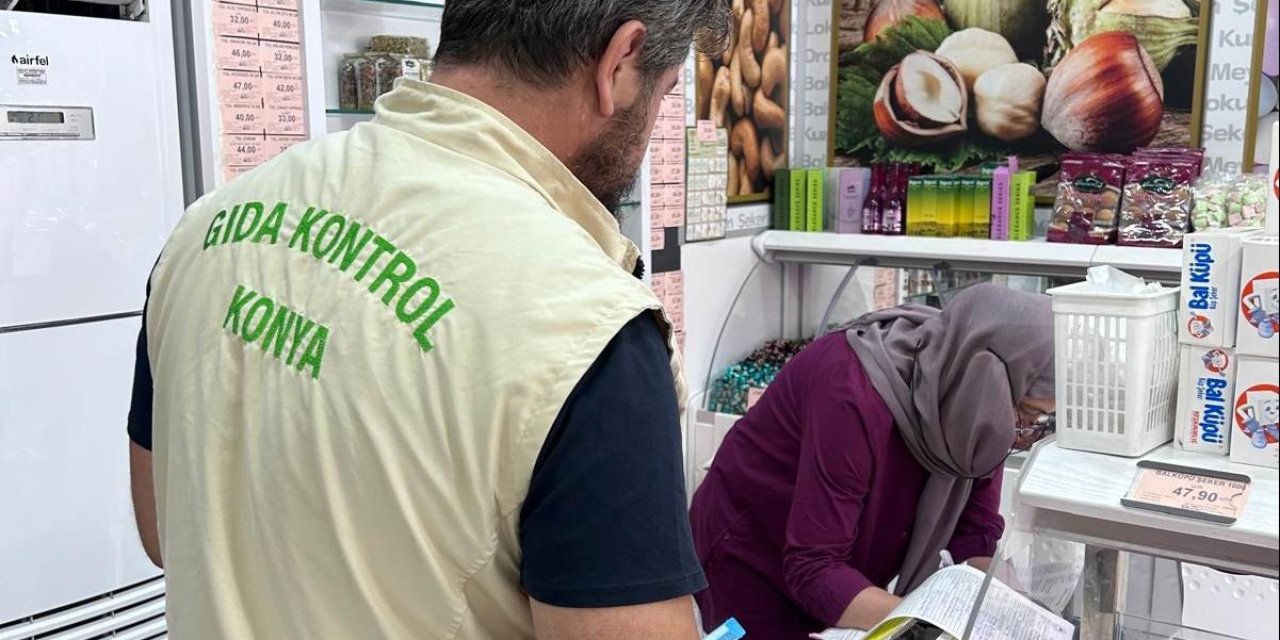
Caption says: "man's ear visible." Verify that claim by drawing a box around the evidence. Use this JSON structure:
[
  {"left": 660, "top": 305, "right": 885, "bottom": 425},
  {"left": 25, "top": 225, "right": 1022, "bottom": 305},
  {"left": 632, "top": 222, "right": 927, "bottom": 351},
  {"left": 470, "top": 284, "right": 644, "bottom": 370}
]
[{"left": 594, "top": 20, "right": 648, "bottom": 119}]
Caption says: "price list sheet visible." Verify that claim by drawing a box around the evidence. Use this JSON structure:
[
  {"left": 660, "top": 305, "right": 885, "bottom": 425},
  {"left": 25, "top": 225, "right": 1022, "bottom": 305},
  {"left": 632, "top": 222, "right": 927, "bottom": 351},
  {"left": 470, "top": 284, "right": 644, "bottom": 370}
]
[
  {"left": 648, "top": 83, "right": 688, "bottom": 253},
  {"left": 211, "top": 0, "right": 308, "bottom": 183},
  {"left": 684, "top": 123, "right": 727, "bottom": 242},
  {"left": 651, "top": 271, "right": 685, "bottom": 354}
]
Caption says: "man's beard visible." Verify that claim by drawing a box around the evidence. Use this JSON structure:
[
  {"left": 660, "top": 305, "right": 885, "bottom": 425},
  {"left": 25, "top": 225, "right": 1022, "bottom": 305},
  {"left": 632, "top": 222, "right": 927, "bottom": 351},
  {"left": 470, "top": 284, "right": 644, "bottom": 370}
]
[{"left": 566, "top": 99, "right": 652, "bottom": 217}]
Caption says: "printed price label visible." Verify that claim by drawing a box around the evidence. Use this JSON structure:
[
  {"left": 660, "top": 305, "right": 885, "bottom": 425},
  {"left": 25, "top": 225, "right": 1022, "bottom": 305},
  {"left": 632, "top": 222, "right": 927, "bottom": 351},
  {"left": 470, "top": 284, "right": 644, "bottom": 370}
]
[
  {"left": 218, "top": 69, "right": 263, "bottom": 102},
  {"left": 1124, "top": 462, "right": 1253, "bottom": 524},
  {"left": 660, "top": 96, "right": 685, "bottom": 119},
  {"left": 662, "top": 140, "right": 685, "bottom": 165},
  {"left": 650, "top": 227, "right": 665, "bottom": 251},
  {"left": 663, "top": 162, "right": 685, "bottom": 185},
  {"left": 661, "top": 117, "right": 685, "bottom": 140},
  {"left": 213, "top": 1, "right": 258, "bottom": 38},
  {"left": 261, "top": 41, "right": 302, "bottom": 75},
  {"left": 259, "top": 7, "right": 300, "bottom": 43},
  {"left": 746, "top": 386, "right": 768, "bottom": 411},
  {"left": 263, "top": 134, "right": 306, "bottom": 160},
  {"left": 649, "top": 162, "right": 665, "bottom": 186},
  {"left": 667, "top": 205, "right": 686, "bottom": 228},
  {"left": 256, "top": 0, "right": 299, "bottom": 9},
  {"left": 222, "top": 134, "right": 267, "bottom": 166},
  {"left": 266, "top": 105, "right": 306, "bottom": 135},
  {"left": 696, "top": 120, "right": 717, "bottom": 143},
  {"left": 223, "top": 164, "right": 255, "bottom": 183},
  {"left": 216, "top": 36, "right": 260, "bottom": 71},
  {"left": 264, "top": 73, "right": 305, "bottom": 110},
  {"left": 650, "top": 272, "right": 667, "bottom": 297},
  {"left": 221, "top": 101, "right": 266, "bottom": 134}
]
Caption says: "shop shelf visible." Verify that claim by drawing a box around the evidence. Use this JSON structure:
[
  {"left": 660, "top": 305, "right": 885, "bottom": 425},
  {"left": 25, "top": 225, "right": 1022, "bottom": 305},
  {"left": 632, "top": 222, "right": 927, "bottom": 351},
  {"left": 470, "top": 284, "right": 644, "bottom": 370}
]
[
  {"left": 325, "top": 108, "right": 375, "bottom": 116},
  {"left": 1017, "top": 442, "right": 1279, "bottom": 578},
  {"left": 320, "top": 0, "right": 443, "bottom": 19},
  {"left": 751, "top": 231, "right": 1182, "bottom": 283}
]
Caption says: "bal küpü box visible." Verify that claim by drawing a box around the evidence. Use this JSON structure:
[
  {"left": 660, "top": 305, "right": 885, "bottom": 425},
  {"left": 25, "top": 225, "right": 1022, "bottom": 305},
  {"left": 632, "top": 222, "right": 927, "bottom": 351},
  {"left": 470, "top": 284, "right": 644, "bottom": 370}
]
[
  {"left": 1228, "top": 356, "right": 1279, "bottom": 468},
  {"left": 1174, "top": 345, "right": 1238, "bottom": 455},
  {"left": 1234, "top": 236, "right": 1280, "bottom": 358},
  {"left": 1179, "top": 228, "right": 1262, "bottom": 347}
]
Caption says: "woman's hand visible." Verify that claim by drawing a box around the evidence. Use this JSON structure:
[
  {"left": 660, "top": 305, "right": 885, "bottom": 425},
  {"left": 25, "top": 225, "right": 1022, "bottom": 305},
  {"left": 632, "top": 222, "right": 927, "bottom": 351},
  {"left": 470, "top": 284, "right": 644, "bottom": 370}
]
[
  {"left": 839, "top": 587, "right": 902, "bottom": 631},
  {"left": 965, "top": 557, "right": 992, "bottom": 572}
]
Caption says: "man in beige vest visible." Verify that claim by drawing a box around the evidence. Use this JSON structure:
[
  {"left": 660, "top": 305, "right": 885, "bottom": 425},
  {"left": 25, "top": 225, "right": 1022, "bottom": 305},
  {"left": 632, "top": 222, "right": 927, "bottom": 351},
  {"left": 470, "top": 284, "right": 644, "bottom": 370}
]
[{"left": 127, "top": 2, "right": 731, "bottom": 638}]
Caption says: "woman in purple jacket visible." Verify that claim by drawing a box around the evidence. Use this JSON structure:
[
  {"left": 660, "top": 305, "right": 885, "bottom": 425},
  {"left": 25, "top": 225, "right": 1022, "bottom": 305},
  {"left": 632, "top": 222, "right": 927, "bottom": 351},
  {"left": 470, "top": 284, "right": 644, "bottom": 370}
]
[{"left": 690, "top": 284, "right": 1056, "bottom": 638}]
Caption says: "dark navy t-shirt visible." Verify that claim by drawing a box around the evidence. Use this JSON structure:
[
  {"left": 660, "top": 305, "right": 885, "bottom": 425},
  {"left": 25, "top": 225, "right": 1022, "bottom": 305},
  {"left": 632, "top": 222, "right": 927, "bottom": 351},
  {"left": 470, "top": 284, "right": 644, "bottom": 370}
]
[{"left": 128, "top": 304, "right": 704, "bottom": 608}]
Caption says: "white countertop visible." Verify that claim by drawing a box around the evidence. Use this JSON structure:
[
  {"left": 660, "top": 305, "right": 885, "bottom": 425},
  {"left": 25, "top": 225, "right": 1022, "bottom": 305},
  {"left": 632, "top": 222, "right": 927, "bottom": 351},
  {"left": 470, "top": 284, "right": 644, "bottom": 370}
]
[{"left": 1016, "top": 442, "right": 1278, "bottom": 577}]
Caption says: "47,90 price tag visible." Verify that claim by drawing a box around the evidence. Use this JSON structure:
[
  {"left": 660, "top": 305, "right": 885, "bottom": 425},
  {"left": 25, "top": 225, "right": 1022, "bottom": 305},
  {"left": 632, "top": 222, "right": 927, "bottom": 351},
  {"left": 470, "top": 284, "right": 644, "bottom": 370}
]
[{"left": 1123, "top": 461, "right": 1253, "bottom": 525}]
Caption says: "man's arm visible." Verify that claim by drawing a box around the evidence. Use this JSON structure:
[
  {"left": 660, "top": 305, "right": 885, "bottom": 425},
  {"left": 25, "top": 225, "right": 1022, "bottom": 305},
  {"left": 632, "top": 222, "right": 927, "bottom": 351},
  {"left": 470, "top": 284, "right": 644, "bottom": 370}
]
[
  {"left": 126, "top": 297, "right": 162, "bottom": 568},
  {"left": 520, "top": 314, "right": 703, "bottom": 640},
  {"left": 530, "top": 597, "right": 700, "bottom": 640},
  {"left": 129, "top": 441, "right": 162, "bottom": 568}
]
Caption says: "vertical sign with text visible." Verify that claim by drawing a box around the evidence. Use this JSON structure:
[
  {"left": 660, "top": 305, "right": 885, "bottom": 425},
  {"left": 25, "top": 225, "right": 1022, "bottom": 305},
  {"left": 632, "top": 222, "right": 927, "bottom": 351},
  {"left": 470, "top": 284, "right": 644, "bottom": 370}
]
[{"left": 1201, "top": 0, "right": 1258, "bottom": 174}]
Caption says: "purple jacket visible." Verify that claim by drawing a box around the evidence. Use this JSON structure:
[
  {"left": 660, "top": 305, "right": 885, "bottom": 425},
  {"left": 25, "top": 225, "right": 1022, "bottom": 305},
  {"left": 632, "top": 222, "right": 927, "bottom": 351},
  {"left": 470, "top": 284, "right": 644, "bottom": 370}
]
[{"left": 690, "top": 332, "right": 1003, "bottom": 637}]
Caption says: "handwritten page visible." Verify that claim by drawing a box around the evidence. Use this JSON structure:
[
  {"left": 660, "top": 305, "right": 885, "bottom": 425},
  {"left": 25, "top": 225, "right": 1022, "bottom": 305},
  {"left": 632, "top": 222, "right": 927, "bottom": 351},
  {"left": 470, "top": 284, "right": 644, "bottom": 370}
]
[
  {"left": 810, "top": 618, "right": 912, "bottom": 640},
  {"left": 812, "top": 565, "right": 1072, "bottom": 640},
  {"left": 912, "top": 566, "right": 1072, "bottom": 640},
  {"left": 811, "top": 627, "right": 866, "bottom": 640}
]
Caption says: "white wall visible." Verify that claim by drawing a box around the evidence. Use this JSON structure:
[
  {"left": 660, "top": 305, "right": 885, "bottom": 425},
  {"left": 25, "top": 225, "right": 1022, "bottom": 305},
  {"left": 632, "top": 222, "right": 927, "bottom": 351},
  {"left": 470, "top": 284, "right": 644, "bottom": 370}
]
[{"left": 681, "top": 208, "right": 877, "bottom": 403}]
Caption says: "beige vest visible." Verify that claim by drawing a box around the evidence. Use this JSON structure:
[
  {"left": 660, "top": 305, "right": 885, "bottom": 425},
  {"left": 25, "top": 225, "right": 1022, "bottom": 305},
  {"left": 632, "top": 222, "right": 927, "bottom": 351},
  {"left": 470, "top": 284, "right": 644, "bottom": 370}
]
[{"left": 147, "top": 81, "right": 685, "bottom": 639}]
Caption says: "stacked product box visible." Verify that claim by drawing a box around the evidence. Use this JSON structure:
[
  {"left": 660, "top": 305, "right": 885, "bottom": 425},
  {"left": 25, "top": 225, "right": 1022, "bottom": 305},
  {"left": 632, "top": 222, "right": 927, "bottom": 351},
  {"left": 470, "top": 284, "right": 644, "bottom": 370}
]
[
  {"left": 1230, "top": 236, "right": 1279, "bottom": 468},
  {"left": 806, "top": 170, "right": 824, "bottom": 232},
  {"left": 829, "top": 167, "right": 871, "bottom": 234},
  {"left": 902, "top": 176, "right": 992, "bottom": 238},
  {"left": 771, "top": 169, "right": 808, "bottom": 232},
  {"left": 1175, "top": 228, "right": 1261, "bottom": 455}
]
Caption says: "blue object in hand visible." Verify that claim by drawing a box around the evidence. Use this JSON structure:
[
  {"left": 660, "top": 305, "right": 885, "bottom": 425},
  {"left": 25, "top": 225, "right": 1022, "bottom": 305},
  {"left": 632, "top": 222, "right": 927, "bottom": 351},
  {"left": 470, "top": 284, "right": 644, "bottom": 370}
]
[{"left": 706, "top": 618, "right": 746, "bottom": 640}]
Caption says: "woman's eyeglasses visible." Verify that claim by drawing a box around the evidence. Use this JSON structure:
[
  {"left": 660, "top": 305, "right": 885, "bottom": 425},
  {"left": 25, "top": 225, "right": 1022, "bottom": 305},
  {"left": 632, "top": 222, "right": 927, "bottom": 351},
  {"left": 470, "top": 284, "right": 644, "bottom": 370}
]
[{"left": 1013, "top": 412, "right": 1056, "bottom": 451}]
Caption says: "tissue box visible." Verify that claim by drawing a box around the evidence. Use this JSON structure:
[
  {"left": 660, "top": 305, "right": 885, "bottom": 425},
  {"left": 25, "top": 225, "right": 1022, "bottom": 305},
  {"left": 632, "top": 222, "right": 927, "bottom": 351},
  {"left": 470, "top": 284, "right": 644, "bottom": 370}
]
[
  {"left": 1234, "top": 236, "right": 1280, "bottom": 358},
  {"left": 1179, "top": 228, "right": 1262, "bottom": 347},
  {"left": 1174, "top": 345, "right": 1237, "bottom": 455},
  {"left": 1229, "top": 356, "right": 1279, "bottom": 468}
]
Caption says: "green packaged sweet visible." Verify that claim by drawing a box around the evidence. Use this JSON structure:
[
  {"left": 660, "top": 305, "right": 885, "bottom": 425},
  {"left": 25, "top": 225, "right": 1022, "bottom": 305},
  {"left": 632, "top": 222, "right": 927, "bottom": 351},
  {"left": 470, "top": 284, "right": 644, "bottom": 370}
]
[{"left": 1191, "top": 172, "right": 1267, "bottom": 231}]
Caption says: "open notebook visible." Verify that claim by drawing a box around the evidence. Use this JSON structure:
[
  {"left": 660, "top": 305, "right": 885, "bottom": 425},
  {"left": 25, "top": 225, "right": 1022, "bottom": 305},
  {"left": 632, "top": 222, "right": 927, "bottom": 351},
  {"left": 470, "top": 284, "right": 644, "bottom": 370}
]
[{"left": 809, "top": 565, "right": 1074, "bottom": 640}]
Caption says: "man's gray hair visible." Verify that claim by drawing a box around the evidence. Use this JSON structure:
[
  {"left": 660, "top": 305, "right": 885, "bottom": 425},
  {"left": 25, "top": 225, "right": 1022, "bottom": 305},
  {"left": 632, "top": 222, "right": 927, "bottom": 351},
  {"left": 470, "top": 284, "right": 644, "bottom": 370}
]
[{"left": 434, "top": 0, "right": 732, "bottom": 88}]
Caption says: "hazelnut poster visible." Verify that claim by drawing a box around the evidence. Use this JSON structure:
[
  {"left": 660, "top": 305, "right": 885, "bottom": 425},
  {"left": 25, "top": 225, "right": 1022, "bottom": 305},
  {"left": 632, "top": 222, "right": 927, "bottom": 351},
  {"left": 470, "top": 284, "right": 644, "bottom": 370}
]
[
  {"left": 830, "top": 0, "right": 1210, "bottom": 180},
  {"left": 696, "top": 0, "right": 791, "bottom": 202}
]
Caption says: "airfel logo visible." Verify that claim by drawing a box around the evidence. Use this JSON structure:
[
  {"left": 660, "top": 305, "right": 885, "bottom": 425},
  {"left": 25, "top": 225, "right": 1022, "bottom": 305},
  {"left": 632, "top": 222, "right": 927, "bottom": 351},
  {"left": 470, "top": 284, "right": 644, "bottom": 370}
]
[{"left": 10, "top": 54, "right": 49, "bottom": 66}]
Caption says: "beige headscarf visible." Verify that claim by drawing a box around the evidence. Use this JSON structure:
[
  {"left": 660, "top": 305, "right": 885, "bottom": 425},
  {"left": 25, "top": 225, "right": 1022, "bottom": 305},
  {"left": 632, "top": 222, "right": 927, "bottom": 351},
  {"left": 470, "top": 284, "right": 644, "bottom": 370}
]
[{"left": 845, "top": 283, "right": 1054, "bottom": 594}]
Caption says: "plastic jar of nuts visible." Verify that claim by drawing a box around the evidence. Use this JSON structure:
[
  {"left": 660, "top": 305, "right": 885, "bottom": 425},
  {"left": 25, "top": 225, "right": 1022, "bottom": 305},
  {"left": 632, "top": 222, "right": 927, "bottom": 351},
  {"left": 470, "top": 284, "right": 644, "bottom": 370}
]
[
  {"left": 367, "top": 34, "right": 430, "bottom": 58},
  {"left": 338, "top": 53, "right": 364, "bottom": 111}
]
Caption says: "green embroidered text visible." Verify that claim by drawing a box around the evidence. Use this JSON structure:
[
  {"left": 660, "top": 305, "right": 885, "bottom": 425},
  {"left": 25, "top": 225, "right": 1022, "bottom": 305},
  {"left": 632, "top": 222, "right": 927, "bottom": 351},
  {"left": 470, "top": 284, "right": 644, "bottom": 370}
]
[
  {"left": 223, "top": 283, "right": 330, "bottom": 380},
  {"left": 204, "top": 201, "right": 455, "bottom": 354}
]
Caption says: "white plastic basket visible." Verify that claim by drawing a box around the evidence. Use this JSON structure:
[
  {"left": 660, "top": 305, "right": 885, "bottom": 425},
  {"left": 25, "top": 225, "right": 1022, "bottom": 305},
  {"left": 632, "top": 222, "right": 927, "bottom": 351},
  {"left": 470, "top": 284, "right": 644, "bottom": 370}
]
[{"left": 1047, "top": 281, "right": 1180, "bottom": 457}]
